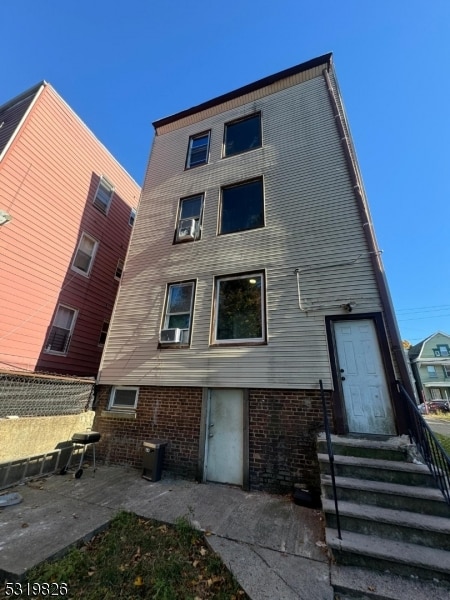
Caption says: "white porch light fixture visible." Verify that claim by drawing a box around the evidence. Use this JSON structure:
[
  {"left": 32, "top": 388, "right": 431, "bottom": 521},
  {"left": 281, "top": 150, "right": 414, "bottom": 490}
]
[{"left": 0, "top": 210, "right": 12, "bottom": 226}]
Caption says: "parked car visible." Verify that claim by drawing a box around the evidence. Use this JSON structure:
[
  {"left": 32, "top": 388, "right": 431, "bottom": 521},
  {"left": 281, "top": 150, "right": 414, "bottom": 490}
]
[{"left": 418, "top": 400, "right": 450, "bottom": 415}]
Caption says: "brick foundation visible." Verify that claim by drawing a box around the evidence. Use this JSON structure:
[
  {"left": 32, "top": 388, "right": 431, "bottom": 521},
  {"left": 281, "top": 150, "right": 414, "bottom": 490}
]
[
  {"left": 94, "top": 385, "right": 333, "bottom": 494},
  {"left": 93, "top": 386, "right": 203, "bottom": 478},
  {"left": 248, "top": 388, "right": 333, "bottom": 494}
]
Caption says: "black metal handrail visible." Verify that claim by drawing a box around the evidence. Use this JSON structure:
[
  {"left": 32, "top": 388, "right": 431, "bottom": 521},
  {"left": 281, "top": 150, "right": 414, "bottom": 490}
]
[
  {"left": 319, "top": 379, "right": 342, "bottom": 539},
  {"left": 397, "top": 380, "right": 450, "bottom": 504}
]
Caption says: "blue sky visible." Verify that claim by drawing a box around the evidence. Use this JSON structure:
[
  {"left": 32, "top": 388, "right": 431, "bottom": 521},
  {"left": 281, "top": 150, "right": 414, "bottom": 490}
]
[{"left": 3, "top": 1, "right": 449, "bottom": 344}]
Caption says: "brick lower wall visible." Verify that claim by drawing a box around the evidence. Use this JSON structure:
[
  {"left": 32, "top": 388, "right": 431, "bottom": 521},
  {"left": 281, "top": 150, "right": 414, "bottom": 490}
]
[
  {"left": 248, "top": 389, "right": 333, "bottom": 494},
  {"left": 93, "top": 386, "right": 203, "bottom": 478},
  {"left": 94, "top": 385, "right": 333, "bottom": 493}
]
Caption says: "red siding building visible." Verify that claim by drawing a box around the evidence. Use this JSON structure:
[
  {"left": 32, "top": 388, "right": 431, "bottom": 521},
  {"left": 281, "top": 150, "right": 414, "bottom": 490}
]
[{"left": 0, "top": 82, "right": 140, "bottom": 376}]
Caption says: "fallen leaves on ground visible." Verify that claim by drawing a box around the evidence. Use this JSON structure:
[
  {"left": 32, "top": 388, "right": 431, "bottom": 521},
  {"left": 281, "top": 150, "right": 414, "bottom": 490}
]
[{"left": 25, "top": 511, "right": 248, "bottom": 599}]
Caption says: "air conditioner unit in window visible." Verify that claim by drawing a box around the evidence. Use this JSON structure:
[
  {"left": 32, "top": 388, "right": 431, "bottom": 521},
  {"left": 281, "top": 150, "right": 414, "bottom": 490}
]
[
  {"left": 160, "top": 328, "right": 182, "bottom": 344},
  {"left": 177, "top": 218, "right": 196, "bottom": 242}
]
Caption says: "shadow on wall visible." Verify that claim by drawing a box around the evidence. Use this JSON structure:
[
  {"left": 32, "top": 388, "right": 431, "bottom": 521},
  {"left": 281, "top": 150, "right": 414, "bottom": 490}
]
[{"left": 36, "top": 172, "right": 134, "bottom": 377}]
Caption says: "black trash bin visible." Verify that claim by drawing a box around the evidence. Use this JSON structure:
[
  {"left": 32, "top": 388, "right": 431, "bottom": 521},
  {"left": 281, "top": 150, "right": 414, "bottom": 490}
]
[{"left": 142, "top": 440, "right": 168, "bottom": 481}]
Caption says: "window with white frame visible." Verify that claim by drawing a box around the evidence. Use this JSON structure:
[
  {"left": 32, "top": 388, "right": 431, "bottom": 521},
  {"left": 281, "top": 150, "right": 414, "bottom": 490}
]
[
  {"left": 162, "top": 281, "right": 195, "bottom": 345},
  {"left": 115, "top": 258, "right": 124, "bottom": 280},
  {"left": 224, "top": 113, "right": 261, "bottom": 157},
  {"left": 438, "top": 345, "right": 449, "bottom": 357},
  {"left": 72, "top": 232, "right": 98, "bottom": 276},
  {"left": 186, "top": 132, "right": 210, "bottom": 168},
  {"left": 98, "top": 321, "right": 109, "bottom": 346},
  {"left": 427, "top": 365, "right": 438, "bottom": 378},
  {"left": 220, "top": 178, "right": 264, "bottom": 235},
  {"left": 93, "top": 176, "right": 114, "bottom": 213},
  {"left": 213, "top": 273, "right": 265, "bottom": 344},
  {"left": 175, "top": 194, "right": 204, "bottom": 243},
  {"left": 129, "top": 207, "right": 136, "bottom": 226},
  {"left": 109, "top": 386, "right": 139, "bottom": 411},
  {"left": 45, "top": 305, "right": 77, "bottom": 354}
]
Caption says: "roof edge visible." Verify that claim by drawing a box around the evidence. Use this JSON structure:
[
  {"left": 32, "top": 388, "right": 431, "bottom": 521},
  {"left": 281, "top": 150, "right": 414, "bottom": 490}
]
[
  {"left": 410, "top": 331, "right": 450, "bottom": 360},
  {"left": 153, "top": 52, "right": 332, "bottom": 130},
  {"left": 0, "top": 81, "right": 46, "bottom": 113}
]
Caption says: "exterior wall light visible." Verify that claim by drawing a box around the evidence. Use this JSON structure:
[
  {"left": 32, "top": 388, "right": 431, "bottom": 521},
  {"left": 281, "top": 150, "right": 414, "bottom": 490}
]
[{"left": 0, "top": 210, "right": 12, "bottom": 226}]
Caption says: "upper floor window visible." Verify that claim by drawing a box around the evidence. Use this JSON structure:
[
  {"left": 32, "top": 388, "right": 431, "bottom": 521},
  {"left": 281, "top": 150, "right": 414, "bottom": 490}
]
[
  {"left": 98, "top": 321, "right": 109, "bottom": 346},
  {"left": 72, "top": 232, "right": 98, "bottom": 277},
  {"left": 438, "top": 345, "right": 449, "bottom": 357},
  {"left": 220, "top": 178, "right": 264, "bottom": 235},
  {"left": 175, "top": 194, "right": 204, "bottom": 243},
  {"left": 186, "top": 132, "right": 210, "bottom": 168},
  {"left": 129, "top": 207, "right": 136, "bottom": 226},
  {"left": 443, "top": 365, "right": 450, "bottom": 378},
  {"left": 427, "top": 366, "right": 437, "bottom": 378},
  {"left": 45, "top": 305, "right": 77, "bottom": 354},
  {"left": 160, "top": 281, "right": 195, "bottom": 346},
  {"left": 224, "top": 113, "right": 261, "bottom": 157},
  {"left": 213, "top": 273, "right": 265, "bottom": 344},
  {"left": 93, "top": 176, "right": 114, "bottom": 214},
  {"left": 115, "top": 258, "right": 124, "bottom": 280}
]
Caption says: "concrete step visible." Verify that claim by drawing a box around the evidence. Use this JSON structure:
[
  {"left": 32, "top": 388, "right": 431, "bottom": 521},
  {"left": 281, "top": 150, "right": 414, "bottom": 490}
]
[
  {"left": 318, "top": 453, "right": 435, "bottom": 487},
  {"left": 317, "top": 434, "right": 411, "bottom": 462},
  {"left": 322, "top": 499, "right": 450, "bottom": 550},
  {"left": 330, "top": 564, "right": 450, "bottom": 600},
  {"left": 321, "top": 475, "right": 450, "bottom": 517},
  {"left": 326, "top": 527, "right": 450, "bottom": 583}
]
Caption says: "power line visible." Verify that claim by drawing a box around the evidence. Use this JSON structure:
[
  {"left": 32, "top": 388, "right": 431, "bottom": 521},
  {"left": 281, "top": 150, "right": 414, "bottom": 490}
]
[
  {"left": 397, "top": 313, "right": 450, "bottom": 322},
  {"left": 395, "top": 304, "right": 450, "bottom": 314}
]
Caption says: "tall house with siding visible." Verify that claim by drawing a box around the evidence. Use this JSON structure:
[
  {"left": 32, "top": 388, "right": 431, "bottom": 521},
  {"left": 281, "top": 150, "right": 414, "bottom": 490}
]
[
  {"left": 0, "top": 82, "right": 140, "bottom": 377},
  {"left": 95, "top": 54, "right": 412, "bottom": 493},
  {"left": 409, "top": 332, "right": 450, "bottom": 402}
]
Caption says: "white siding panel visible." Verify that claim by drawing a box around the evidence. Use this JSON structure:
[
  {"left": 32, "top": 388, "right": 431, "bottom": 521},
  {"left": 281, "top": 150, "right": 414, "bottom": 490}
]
[{"left": 100, "top": 75, "right": 383, "bottom": 389}]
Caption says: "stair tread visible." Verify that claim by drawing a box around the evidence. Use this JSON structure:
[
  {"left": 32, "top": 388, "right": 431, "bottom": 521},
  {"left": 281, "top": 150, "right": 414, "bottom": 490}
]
[
  {"left": 321, "top": 474, "right": 448, "bottom": 502},
  {"left": 318, "top": 433, "right": 411, "bottom": 452},
  {"left": 331, "top": 564, "right": 450, "bottom": 600},
  {"left": 326, "top": 528, "right": 450, "bottom": 572},
  {"left": 318, "top": 453, "right": 430, "bottom": 473},
  {"left": 322, "top": 498, "right": 450, "bottom": 532}
]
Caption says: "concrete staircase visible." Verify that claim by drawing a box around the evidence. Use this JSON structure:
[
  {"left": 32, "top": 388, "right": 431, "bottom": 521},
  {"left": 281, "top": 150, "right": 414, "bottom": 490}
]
[{"left": 318, "top": 434, "right": 450, "bottom": 599}]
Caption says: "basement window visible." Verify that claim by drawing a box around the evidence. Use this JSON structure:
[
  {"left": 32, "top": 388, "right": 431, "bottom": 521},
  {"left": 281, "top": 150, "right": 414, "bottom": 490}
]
[{"left": 108, "top": 387, "right": 139, "bottom": 411}]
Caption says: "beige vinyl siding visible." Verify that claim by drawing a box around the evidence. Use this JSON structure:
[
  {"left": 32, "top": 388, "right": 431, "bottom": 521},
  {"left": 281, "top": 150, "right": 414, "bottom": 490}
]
[
  {"left": 156, "top": 63, "right": 325, "bottom": 135},
  {"left": 100, "top": 74, "right": 383, "bottom": 389}
]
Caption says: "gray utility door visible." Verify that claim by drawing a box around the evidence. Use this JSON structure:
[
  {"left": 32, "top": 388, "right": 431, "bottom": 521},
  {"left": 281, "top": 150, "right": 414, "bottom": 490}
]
[
  {"left": 205, "top": 389, "right": 244, "bottom": 486},
  {"left": 334, "top": 319, "right": 396, "bottom": 435}
]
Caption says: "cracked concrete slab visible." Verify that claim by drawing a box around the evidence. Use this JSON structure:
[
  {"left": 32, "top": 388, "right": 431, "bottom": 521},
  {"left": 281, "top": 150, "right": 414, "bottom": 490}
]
[{"left": 208, "top": 536, "right": 333, "bottom": 600}]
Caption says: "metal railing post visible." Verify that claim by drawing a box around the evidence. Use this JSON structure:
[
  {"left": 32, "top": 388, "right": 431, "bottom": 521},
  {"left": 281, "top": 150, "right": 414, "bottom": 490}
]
[
  {"left": 320, "top": 379, "right": 342, "bottom": 539},
  {"left": 396, "top": 380, "right": 450, "bottom": 505}
]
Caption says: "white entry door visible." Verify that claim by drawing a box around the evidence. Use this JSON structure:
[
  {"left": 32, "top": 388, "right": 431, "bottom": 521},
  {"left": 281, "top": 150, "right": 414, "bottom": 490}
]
[
  {"left": 334, "top": 320, "right": 396, "bottom": 435},
  {"left": 205, "top": 389, "right": 244, "bottom": 486}
]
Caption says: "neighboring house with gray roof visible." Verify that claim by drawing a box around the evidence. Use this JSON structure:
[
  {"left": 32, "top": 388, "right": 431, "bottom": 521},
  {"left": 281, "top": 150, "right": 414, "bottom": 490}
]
[
  {"left": 0, "top": 82, "right": 140, "bottom": 376},
  {"left": 409, "top": 332, "right": 450, "bottom": 401}
]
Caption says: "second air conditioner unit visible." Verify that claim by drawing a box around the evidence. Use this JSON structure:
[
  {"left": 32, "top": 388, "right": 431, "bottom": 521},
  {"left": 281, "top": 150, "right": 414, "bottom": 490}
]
[{"left": 160, "top": 328, "right": 182, "bottom": 344}]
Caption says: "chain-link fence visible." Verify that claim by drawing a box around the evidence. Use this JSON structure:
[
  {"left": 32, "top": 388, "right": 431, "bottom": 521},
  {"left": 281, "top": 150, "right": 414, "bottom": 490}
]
[{"left": 0, "top": 371, "right": 95, "bottom": 418}]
